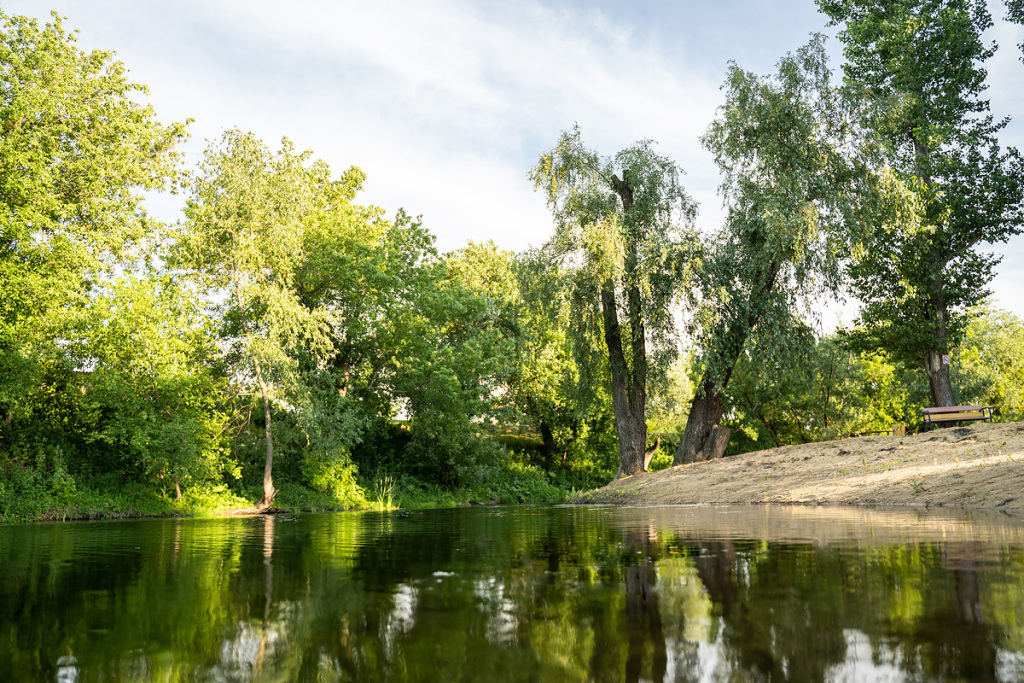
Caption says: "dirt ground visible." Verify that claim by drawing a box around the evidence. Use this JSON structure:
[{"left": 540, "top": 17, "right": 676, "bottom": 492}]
[{"left": 579, "top": 421, "right": 1024, "bottom": 515}]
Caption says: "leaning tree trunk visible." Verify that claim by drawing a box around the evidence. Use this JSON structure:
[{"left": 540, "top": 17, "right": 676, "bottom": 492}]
[
  {"left": 673, "top": 267, "right": 776, "bottom": 465},
  {"left": 674, "top": 375, "right": 727, "bottom": 465}
]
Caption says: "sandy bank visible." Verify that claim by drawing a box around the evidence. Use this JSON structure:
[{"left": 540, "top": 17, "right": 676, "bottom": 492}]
[{"left": 578, "top": 421, "right": 1024, "bottom": 515}]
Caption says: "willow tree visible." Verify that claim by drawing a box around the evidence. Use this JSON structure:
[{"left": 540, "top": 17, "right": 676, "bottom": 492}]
[
  {"left": 818, "top": 0, "right": 1024, "bottom": 407},
  {"left": 177, "top": 130, "right": 334, "bottom": 510},
  {"left": 532, "top": 128, "right": 699, "bottom": 478},
  {"left": 674, "top": 37, "right": 891, "bottom": 464}
]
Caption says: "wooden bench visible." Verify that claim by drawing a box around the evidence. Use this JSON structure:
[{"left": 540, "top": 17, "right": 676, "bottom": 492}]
[{"left": 922, "top": 405, "right": 992, "bottom": 431}]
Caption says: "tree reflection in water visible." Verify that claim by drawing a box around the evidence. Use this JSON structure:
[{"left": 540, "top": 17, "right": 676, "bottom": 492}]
[
  {"left": 622, "top": 525, "right": 666, "bottom": 683},
  {"left": 2, "top": 506, "right": 1024, "bottom": 681},
  {"left": 254, "top": 515, "right": 274, "bottom": 677}
]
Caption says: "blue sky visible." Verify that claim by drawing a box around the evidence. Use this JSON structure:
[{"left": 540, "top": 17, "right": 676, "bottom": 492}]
[{"left": 8, "top": 0, "right": 1024, "bottom": 322}]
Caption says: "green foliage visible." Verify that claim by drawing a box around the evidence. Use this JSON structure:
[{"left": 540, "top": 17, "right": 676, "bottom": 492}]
[
  {"left": 64, "top": 274, "right": 235, "bottom": 491},
  {"left": 510, "top": 251, "right": 619, "bottom": 474},
  {"left": 674, "top": 35, "right": 896, "bottom": 464},
  {"left": 1009, "top": 0, "right": 1024, "bottom": 59},
  {"left": 0, "top": 11, "right": 188, "bottom": 351},
  {"left": 170, "top": 482, "right": 251, "bottom": 516},
  {"left": 952, "top": 306, "right": 1024, "bottom": 420},
  {"left": 1, "top": 9, "right": 187, "bottom": 463},
  {"left": 296, "top": 197, "right": 514, "bottom": 486},
  {"left": 693, "top": 35, "right": 884, "bottom": 392},
  {"left": 818, "top": 0, "right": 1024, "bottom": 404},
  {"left": 380, "top": 458, "right": 567, "bottom": 508},
  {"left": 296, "top": 447, "right": 366, "bottom": 508},
  {"left": 532, "top": 125, "right": 700, "bottom": 476},
  {"left": 722, "top": 334, "right": 928, "bottom": 452},
  {"left": 177, "top": 130, "right": 344, "bottom": 504}
]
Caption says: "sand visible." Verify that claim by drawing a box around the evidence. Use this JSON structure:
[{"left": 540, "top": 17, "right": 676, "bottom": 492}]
[{"left": 578, "top": 421, "right": 1024, "bottom": 515}]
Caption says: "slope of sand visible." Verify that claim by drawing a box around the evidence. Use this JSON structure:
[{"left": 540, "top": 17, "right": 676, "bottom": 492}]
[{"left": 578, "top": 421, "right": 1024, "bottom": 514}]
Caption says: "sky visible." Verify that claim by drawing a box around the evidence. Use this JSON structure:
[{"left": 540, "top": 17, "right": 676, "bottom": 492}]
[{"left": 7, "top": 0, "right": 1024, "bottom": 324}]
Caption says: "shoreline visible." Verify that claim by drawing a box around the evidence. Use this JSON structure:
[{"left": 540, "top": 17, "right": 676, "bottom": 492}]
[{"left": 576, "top": 421, "right": 1024, "bottom": 515}]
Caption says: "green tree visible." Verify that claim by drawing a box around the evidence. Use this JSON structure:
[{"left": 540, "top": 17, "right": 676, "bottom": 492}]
[
  {"left": 66, "top": 274, "right": 233, "bottom": 497},
  {"left": 531, "top": 127, "right": 699, "bottom": 478},
  {"left": 296, "top": 202, "right": 514, "bottom": 485},
  {"left": 818, "top": 0, "right": 1024, "bottom": 407},
  {"left": 953, "top": 306, "right": 1024, "bottom": 420},
  {"left": 675, "top": 37, "right": 884, "bottom": 464},
  {"left": 723, "top": 333, "right": 928, "bottom": 451},
  {"left": 176, "top": 130, "right": 335, "bottom": 510},
  {"left": 0, "top": 10, "right": 187, "bottom": 427},
  {"left": 1007, "top": 0, "right": 1024, "bottom": 59},
  {"left": 512, "top": 250, "right": 616, "bottom": 474}
]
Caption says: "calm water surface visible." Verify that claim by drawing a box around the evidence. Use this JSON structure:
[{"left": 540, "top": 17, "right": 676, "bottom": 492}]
[{"left": 3, "top": 504, "right": 1024, "bottom": 682}]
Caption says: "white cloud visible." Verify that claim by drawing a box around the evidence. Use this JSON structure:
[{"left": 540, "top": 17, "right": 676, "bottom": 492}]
[{"left": 6, "top": 0, "right": 1024, "bottom": 315}]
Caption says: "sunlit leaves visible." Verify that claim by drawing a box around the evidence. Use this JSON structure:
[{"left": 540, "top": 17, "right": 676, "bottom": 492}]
[
  {"left": 692, "top": 37, "right": 876, "bottom": 390},
  {"left": 531, "top": 126, "right": 699, "bottom": 475},
  {"left": 819, "top": 0, "right": 1024, "bottom": 403},
  {"left": 0, "top": 8, "right": 187, "bottom": 352}
]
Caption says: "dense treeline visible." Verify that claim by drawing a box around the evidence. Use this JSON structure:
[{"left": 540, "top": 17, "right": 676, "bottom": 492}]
[{"left": 2, "top": 5, "right": 1023, "bottom": 521}]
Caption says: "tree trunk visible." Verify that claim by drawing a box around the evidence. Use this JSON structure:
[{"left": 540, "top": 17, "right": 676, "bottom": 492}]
[
  {"left": 234, "top": 276, "right": 277, "bottom": 511},
  {"left": 926, "top": 348, "right": 957, "bottom": 407},
  {"left": 924, "top": 297, "right": 957, "bottom": 407},
  {"left": 254, "top": 359, "right": 277, "bottom": 511},
  {"left": 674, "top": 377, "right": 726, "bottom": 464},
  {"left": 604, "top": 175, "right": 650, "bottom": 480},
  {"left": 913, "top": 130, "right": 957, "bottom": 408},
  {"left": 643, "top": 435, "right": 661, "bottom": 471},
  {"left": 604, "top": 283, "right": 647, "bottom": 478},
  {"left": 540, "top": 421, "right": 556, "bottom": 470},
  {"left": 702, "top": 426, "right": 732, "bottom": 461},
  {"left": 674, "top": 263, "right": 778, "bottom": 465}
]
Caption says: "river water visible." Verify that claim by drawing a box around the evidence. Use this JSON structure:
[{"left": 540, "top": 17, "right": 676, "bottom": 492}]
[{"left": 2, "top": 504, "right": 1024, "bottom": 682}]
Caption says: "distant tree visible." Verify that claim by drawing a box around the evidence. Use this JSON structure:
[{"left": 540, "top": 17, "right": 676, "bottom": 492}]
[
  {"left": 0, "top": 10, "right": 186, "bottom": 428},
  {"left": 723, "top": 333, "right": 925, "bottom": 451},
  {"left": 674, "top": 37, "right": 885, "bottom": 464},
  {"left": 532, "top": 127, "right": 699, "bottom": 478},
  {"left": 953, "top": 306, "right": 1024, "bottom": 420},
  {"left": 818, "top": 0, "right": 1024, "bottom": 407},
  {"left": 176, "top": 130, "right": 334, "bottom": 510}
]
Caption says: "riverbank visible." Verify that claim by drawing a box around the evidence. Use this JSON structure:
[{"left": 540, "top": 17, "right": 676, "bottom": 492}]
[
  {"left": 0, "top": 460, "right": 572, "bottom": 524},
  {"left": 579, "top": 421, "right": 1024, "bottom": 513}
]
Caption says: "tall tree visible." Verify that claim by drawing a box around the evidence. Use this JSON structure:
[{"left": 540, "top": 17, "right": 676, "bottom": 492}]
[
  {"left": 818, "top": 0, "right": 1024, "bottom": 407},
  {"left": 532, "top": 127, "right": 699, "bottom": 478},
  {"left": 0, "top": 10, "right": 186, "bottom": 426},
  {"left": 674, "top": 37, "right": 884, "bottom": 464},
  {"left": 176, "top": 130, "right": 334, "bottom": 510}
]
